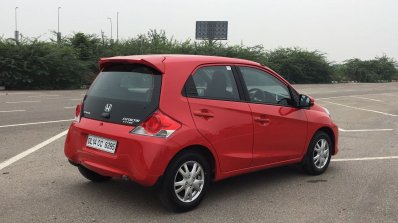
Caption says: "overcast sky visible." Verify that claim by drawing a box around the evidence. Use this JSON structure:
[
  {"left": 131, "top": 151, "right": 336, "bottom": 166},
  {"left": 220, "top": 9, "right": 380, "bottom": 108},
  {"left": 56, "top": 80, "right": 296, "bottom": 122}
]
[{"left": 1, "top": 0, "right": 397, "bottom": 62}]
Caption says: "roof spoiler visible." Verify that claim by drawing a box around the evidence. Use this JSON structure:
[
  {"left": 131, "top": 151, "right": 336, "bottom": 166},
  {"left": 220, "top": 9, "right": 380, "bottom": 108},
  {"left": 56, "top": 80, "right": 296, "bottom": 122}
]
[{"left": 99, "top": 56, "right": 166, "bottom": 73}]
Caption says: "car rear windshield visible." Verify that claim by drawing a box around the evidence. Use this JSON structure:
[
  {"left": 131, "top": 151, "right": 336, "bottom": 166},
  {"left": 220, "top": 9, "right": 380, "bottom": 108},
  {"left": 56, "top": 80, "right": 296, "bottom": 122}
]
[{"left": 83, "top": 63, "right": 162, "bottom": 126}]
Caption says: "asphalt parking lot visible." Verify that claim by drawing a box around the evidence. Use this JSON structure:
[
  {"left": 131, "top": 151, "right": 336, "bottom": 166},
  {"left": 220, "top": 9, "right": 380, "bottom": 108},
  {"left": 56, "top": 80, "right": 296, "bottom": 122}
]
[{"left": 1, "top": 82, "right": 397, "bottom": 223}]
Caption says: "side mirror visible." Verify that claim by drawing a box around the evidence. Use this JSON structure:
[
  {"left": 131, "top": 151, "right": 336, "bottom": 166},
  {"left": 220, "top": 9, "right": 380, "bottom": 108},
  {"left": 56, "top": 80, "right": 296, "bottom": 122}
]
[{"left": 298, "top": 94, "right": 314, "bottom": 108}]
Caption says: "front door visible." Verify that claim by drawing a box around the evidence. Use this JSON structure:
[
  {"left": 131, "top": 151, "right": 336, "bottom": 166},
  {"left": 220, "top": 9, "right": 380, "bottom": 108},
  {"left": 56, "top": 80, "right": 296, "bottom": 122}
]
[{"left": 238, "top": 66, "right": 308, "bottom": 166}]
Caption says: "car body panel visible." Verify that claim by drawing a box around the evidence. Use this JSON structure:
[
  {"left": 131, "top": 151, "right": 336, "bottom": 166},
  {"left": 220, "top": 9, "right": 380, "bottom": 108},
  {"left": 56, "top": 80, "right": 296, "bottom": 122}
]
[
  {"left": 249, "top": 103, "right": 308, "bottom": 165},
  {"left": 306, "top": 103, "right": 339, "bottom": 155},
  {"left": 187, "top": 97, "right": 254, "bottom": 173}
]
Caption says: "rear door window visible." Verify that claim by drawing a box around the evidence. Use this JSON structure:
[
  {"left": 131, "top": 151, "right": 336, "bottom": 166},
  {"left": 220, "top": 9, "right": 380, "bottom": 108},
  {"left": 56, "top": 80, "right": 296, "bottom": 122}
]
[
  {"left": 83, "top": 64, "right": 161, "bottom": 126},
  {"left": 185, "top": 66, "right": 240, "bottom": 101}
]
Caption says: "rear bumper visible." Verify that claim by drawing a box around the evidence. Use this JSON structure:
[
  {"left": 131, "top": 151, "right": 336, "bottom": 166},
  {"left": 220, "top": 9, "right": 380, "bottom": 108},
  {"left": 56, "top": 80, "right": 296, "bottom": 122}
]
[{"left": 64, "top": 118, "right": 177, "bottom": 186}]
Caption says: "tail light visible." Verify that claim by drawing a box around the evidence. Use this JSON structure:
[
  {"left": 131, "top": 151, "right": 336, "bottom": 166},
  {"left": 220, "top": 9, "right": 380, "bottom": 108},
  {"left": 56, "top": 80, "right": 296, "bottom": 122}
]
[
  {"left": 74, "top": 103, "right": 82, "bottom": 123},
  {"left": 130, "top": 110, "right": 181, "bottom": 138}
]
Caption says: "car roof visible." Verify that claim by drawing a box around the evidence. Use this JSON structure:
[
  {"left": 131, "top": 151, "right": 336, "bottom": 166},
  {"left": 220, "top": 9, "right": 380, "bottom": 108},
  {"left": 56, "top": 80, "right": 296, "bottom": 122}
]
[{"left": 99, "top": 54, "right": 261, "bottom": 73}]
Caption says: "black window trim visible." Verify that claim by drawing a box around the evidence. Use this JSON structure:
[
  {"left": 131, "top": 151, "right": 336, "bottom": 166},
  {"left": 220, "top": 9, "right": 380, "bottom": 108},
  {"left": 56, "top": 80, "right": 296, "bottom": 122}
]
[
  {"left": 234, "top": 65, "right": 299, "bottom": 108},
  {"left": 182, "top": 64, "right": 246, "bottom": 103}
]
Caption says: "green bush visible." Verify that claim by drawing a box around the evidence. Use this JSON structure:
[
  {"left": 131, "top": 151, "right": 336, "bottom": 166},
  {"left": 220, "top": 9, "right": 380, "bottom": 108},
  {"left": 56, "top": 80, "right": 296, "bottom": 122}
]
[
  {"left": 0, "top": 30, "right": 397, "bottom": 89},
  {"left": 339, "top": 56, "right": 397, "bottom": 82},
  {"left": 263, "top": 48, "right": 332, "bottom": 84},
  {"left": 0, "top": 39, "right": 87, "bottom": 89}
]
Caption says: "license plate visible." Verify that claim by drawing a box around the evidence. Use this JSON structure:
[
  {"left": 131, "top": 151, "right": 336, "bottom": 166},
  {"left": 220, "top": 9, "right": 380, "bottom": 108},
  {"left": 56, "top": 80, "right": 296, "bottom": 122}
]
[{"left": 86, "top": 135, "right": 117, "bottom": 154}]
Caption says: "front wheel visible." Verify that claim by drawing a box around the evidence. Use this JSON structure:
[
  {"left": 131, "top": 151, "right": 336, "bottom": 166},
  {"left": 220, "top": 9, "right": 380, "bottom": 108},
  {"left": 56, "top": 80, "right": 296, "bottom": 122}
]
[
  {"left": 303, "top": 131, "right": 332, "bottom": 175},
  {"left": 158, "top": 151, "right": 210, "bottom": 212}
]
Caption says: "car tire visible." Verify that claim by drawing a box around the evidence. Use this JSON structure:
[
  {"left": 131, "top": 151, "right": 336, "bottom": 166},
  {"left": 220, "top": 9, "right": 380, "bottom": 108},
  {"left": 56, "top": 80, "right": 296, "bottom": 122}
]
[
  {"left": 78, "top": 165, "right": 111, "bottom": 182},
  {"left": 303, "top": 131, "right": 332, "bottom": 175},
  {"left": 158, "top": 151, "right": 210, "bottom": 212}
]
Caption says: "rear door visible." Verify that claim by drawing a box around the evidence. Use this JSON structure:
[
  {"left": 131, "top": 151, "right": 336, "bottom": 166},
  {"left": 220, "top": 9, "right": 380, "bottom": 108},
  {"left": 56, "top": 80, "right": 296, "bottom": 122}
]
[
  {"left": 83, "top": 63, "right": 161, "bottom": 126},
  {"left": 237, "top": 66, "right": 308, "bottom": 165},
  {"left": 184, "top": 65, "right": 253, "bottom": 173}
]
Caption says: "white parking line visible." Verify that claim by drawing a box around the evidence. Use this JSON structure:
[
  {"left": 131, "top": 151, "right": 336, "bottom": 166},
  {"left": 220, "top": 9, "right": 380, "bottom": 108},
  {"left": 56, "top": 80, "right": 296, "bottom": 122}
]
[
  {"left": 0, "top": 130, "right": 68, "bottom": 170},
  {"left": 316, "top": 92, "right": 397, "bottom": 100},
  {"left": 64, "top": 106, "right": 75, "bottom": 109},
  {"left": 0, "top": 92, "right": 36, "bottom": 96},
  {"left": 316, "top": 96, "right": 347, "bottom": 100},
  {"left": 321, "top": 101, "right": 398, "bottom": 117},
  {"left": 5, "top": 100, "right": 40, "bottom": 104},
  {"left": 28, "top": 95, "right": 59, "bottom": 98},
  {"left": 0, "top": 110, "right": 26, "bottom": 113},
  {"left": 339, "top": 128, "right": 394, "bottom": 132},
  {"left": 69, "top": 99, "right": 82, "bottom": 101},
  {"left": 0, "top": 119, "right": 73, "bottom": 128},
  {"left": 333, "top": 156, "right": 398, "bottom": 162},
  {"left": 350, "top": 96, "right": 383, "bottom": 102},
  {"left": 381, "top": 93, "right": 398, "bottom": 97}
]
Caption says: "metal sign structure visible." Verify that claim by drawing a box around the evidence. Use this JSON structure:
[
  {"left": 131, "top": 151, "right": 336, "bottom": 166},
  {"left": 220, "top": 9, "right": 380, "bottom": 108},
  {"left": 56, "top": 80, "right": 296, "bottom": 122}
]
[{"left": 195, "top": 21, "right": 228, "bottom": 40}]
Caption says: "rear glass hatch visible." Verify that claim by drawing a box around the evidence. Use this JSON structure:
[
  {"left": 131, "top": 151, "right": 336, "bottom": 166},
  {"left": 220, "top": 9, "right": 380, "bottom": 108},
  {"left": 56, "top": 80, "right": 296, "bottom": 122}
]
[{"left": 83, "top": 63, "right": 162, "bottom": 126}]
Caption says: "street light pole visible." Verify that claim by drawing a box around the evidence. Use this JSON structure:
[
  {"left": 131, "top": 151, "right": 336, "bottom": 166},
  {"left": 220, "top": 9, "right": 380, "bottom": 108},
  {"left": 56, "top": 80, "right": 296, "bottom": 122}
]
[
  {"left": 57, "top": 7, "right": 62, "bottom": 43},
  {"left": 14, "top": 7, "right": 19, "bottom": 43},
  {"left": 58, "top": 7, "right": 61, "bottom": 33},
  {"left": 117, "top": 12, "right": 119, "bottom": 42},
  {"left": 107, "top": 17, "right": 113, "bottom": 43},
  {"left": 15, "top": 7, "right": 18, "bottom": 30}
]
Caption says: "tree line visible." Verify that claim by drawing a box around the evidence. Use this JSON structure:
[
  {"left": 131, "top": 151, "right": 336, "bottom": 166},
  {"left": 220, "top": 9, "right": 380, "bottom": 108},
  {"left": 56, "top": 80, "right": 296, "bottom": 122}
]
[{"left": 0, "top": 30, "right": 397, "bottom": 89}]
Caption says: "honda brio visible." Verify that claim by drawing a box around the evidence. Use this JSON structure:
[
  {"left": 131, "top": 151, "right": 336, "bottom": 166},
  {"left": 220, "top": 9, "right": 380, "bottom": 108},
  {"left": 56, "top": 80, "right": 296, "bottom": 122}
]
[{"left": 65, "top": 55, "right": 338, "bottom": 212}]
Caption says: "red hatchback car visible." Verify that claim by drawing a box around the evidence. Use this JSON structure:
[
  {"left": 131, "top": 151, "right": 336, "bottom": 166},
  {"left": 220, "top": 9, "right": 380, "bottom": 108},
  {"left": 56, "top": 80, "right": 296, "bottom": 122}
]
[{"left": 65, "top": 55, "right": 338, "bottom": 212}]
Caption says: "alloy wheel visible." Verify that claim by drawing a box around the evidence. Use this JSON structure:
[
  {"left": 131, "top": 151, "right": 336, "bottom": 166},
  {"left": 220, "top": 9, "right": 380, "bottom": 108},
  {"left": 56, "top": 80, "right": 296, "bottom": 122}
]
[
  {"left": 313, "top": 138, "right": 330, "bottom": 169},
  {"left": 174, "top": 161, "right": 205, "bottom": 203}
]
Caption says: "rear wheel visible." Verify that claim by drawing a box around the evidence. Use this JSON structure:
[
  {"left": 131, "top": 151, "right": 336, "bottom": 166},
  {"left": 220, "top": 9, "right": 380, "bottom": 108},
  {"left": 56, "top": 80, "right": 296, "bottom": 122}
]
[
  {"left": 158, "top": 151, "right": 210, "bottom": 212},
  {"left": 303, "top": 131, "right": 332, "bottom": 175},
  {"left": 78, "top": 165, "right": 111, "bottom": 182}
]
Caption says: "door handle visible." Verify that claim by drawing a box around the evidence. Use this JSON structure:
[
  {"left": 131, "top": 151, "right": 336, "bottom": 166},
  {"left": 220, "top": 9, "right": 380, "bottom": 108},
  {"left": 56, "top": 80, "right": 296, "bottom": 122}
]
[
  {"left": 254, "top": 116, "right": 270, "bottom": 124},
  {"left": 193, "top": 109, "right": 214, "bottom": 119}
]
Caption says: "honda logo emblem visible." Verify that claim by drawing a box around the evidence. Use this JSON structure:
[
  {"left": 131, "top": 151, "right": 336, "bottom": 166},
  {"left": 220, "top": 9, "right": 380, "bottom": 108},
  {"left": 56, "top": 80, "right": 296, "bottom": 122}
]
[{"left": 104, "top": 104, "right": 112, "bottom": 113}]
